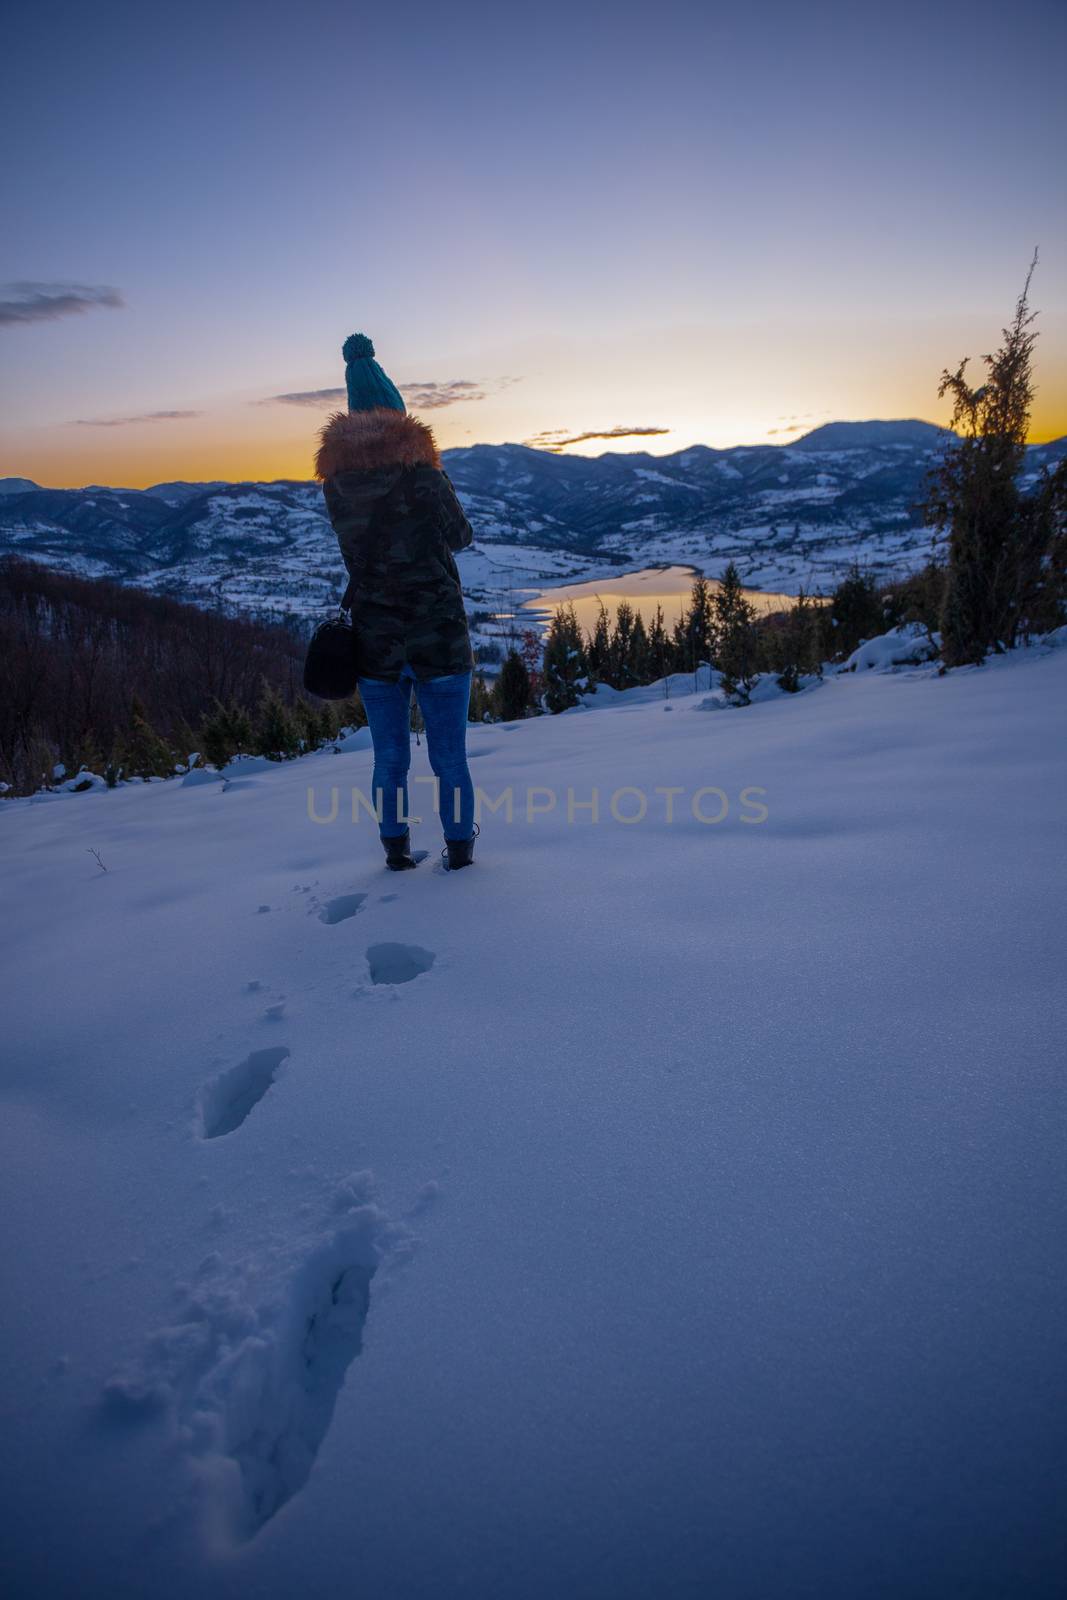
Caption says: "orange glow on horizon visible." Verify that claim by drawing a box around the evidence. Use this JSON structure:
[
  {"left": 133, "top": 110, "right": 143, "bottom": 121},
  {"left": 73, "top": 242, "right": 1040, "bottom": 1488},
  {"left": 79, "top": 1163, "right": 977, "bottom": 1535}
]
[{"left": 7, "top": 401, "right": 1067, "bottom": 490}]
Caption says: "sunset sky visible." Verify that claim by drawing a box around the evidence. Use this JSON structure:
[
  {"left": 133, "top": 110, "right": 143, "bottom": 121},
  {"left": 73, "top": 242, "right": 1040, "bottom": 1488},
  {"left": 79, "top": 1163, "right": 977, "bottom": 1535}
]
[{"left": 2, "top": 0, "right": 1065, "bottom": 488}]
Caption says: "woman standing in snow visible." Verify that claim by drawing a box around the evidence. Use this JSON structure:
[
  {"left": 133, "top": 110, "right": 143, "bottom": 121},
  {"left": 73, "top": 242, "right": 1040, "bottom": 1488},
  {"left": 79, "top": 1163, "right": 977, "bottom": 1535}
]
[{"left": 316, "top": 334, "right": 478, "bottom": 871}]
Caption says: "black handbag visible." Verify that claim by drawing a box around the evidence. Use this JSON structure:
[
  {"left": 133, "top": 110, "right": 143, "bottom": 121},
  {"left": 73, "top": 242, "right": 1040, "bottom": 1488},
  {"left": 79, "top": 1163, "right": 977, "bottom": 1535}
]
[{"left": 304, "top": 580, "right": 358, "bottom": 699}]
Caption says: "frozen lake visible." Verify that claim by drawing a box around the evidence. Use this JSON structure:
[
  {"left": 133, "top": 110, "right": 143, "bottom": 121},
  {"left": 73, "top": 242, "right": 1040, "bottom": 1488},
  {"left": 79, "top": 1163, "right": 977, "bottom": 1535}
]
[{"left": 520, "top": 564, "right": 801, "bottom": 633}]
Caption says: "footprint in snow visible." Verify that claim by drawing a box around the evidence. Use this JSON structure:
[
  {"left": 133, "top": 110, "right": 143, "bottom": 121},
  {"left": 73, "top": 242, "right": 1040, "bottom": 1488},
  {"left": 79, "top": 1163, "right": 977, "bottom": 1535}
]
[
  {"left": 102, "top": 1203, "right": 398, "bottom": 1543},
  {"left": 366, "top": 943, "right": 435, "bottom": 986},
  {"left": 318, "top": 892, "right": 367, "bottom": 925},
  {"left": 225, "top": 1223, "right": 382, "bottom": 1538},
  {"left": 199, "top": 1047, "right": 290, "bottom": 1139}
]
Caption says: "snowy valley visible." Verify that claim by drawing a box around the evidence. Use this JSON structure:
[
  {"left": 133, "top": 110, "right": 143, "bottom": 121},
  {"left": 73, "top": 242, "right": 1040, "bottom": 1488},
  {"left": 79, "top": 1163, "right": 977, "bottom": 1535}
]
[{"left": 4, "top": 422, "right": 1064, "bottom": 628}]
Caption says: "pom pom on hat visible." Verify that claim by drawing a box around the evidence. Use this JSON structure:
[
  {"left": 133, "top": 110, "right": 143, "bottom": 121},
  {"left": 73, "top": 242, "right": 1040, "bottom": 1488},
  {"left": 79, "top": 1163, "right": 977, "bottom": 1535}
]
[{"left": 342, "top": 333, "right": 375, "bottom": 362}]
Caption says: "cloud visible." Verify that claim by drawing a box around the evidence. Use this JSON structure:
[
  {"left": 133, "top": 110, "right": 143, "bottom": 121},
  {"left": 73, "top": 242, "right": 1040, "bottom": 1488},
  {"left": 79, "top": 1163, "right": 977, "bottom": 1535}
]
[
  {"left": 259, "top": 388, "right": 347, "bottom": 409},
  {"left": 261, "top": 375, "right": 522, "bottom": 411},
  {"left": 70, "top": 410, "right": 202, "bottom": 427},
  {"left": 524, "top": 428, "right": 573, "bottom": 447},
  {"left": 400, "top": 380, "right": 485, "bottom": 409},
  {"left": 768, "top": 412, "right": 827, "bottom": 436},
  {"left": 524, "top": 425, "right": 671, "bottom": 453},
  {"left": 0, "top": 281, "right": 125, "bottom": 327}
]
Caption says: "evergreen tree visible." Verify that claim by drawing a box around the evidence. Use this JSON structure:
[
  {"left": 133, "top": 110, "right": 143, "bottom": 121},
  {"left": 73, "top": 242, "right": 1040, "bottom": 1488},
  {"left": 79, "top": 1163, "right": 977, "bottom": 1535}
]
[
  {"left": 313, "top": 701, "right": 337, "bottom": 745},
  {"left": 586, "top": 602, "right": 612, "bottom": 685},
  {"left": 495, "top": 648, "right": 531, "bottom": 720},
  {"left": 199, "top": 708, "right": 235, "bottom": 772},
  {"left": 199, "top": 699, "right": 254, "bottom": 771},
  {"left": 333, "top": 692, "right": 366, "bottom": 735},
  {"left": 227, "top": 702, "right": 255, "bottom": 754},
  {"left": 681, "top": 575, "right": 715, "bottom": 672},
  {"left": 542, "top": 603, "right": 588, "bottom": 713},
  {"left": 881, "top": 563, "right": 946, "bottom": 642},
  {"left": 1022, "top": 459, "right": 1067, "bottom": 634},
  {"left": 714, "top": 563, "right": 758, "bottom": 705},
  {"left": 647, "top": 604, "right": 671, "bottom": 682},
  {"left": 1001, "top": 454, "right": 1067, "bottom": 641},
  {"left": 255, "top": 683, "right": 299, "bottom": 759},
  {"left": 171, "top": 719, "right": 199, "bottom": 768},
  {"left": 123, "top": 696, "right": 173, "bottom": 779},
  {"left": 926, "top": 254, "right": 1042, "bottom": 664},
  {"left": 628, "top": 611, "right": 650, "bottom": 684},
  {"left": 292, "top": 697, "right": 324, "bottom": 751},
  {"left": 768, "top": 588, "right": 823, "bottom": 692},
  {"left": 68, "top": 732, "right": 103, "bottom": 779},
  {"left": 610, "top": 601, "right": 636, "bottom": 687},
  {"left": 468, "top": 673, "right": 495, "bottom": 722},
  {"left": 671, "top": 606, "right": 689, "bottom": 666},
  {"left": 828, "top": 564, "right": 883, "bottom": 659}
]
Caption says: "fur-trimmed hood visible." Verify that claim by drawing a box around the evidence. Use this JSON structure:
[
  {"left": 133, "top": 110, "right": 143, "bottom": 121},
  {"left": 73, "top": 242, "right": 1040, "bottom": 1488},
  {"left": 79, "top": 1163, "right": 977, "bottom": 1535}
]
[{"left": 314, "top": 408, "right": 441, "bottom": 479}]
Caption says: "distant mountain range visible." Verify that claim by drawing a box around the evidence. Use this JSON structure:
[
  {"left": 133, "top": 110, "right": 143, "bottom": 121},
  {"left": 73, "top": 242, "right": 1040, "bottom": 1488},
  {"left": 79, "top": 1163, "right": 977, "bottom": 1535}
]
[{"left": 2, "top": 421, "right": 1064, "bottom": 619}]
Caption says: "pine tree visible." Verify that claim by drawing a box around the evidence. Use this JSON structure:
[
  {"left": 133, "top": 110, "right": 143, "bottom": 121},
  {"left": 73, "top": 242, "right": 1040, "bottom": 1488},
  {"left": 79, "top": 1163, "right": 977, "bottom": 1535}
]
[
  {"left": 123, "top": 696, "right": 174, "bottom": 779},
  {"left": 495, "top": 648, "right": 531, "bottom": 720},
  {"left": 647, "top": 604, "right": 671, "bottom": 682},
  {"left": 1021, "top": 459, "right": 1067, "bottom": 635},
  {"left": 828, "top": 564, "right": 883, "bottom": 659},
  {"left": 312, "top": 701, "right": 337, "bottom": 745},
  {"left": 171, "top": 719, "right": 199, "bottom": 769},
  {"left": 199, "top": 699, "right": 253, "bottom": 770},
  {"left": 68, "top": 732, "right": 103, "bottom": 779},
  {"left": 610, "top": 601, "right": 635, "bottom": 687},
  {"left": 255, "top": 683, "right": 299, "bottom": 759},
  {"left": 292, "top": 697, "right": 323, "bottom": 751},
  {"left": 587, "top": 603, "right": 612, "bottom": 685},
  {"left": 927, "top": 253, "right": 1042, "bottom": 665},
  {"left": 542, "top": 603, "right": 588, "bottom": 713},
  {"left": 671, "top": 607, "right": 689, "bottom": 666},
  {"left": 881, "top": 563, "right": 946, "bottom": 643},
  {"left": 227, "top": 702, "right": 254, "bottom": 754},
  {"left": 769, "top": 588, "right": 823, "bottom": 692},
  {"left": 334, "top": 692, "right": 366, "bottom": 735},
  {"left": 682, "top": 575, "right": 716, "bottom": 673},
  {"left": 714, "top": 563, "right": 758, "bottom": 705},
  {"left": 468, "top": 674, "right": 495, "bottom": 722},
  {"left": 199, "top": 708, "right": 235, "bottom": 772},
  {"left": 628, "top": 610, "right": 650, "bottom": 684}
]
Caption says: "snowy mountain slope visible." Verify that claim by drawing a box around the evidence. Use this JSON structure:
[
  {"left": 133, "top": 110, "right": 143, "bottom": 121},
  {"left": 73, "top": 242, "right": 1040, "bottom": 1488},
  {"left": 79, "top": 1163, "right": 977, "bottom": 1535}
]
[
  {"left": 1, "top": 640, "right": 1065, "bottom": 1599},
  {"left": 2, "top": 427, "right": 1064, "bottom": 617}
]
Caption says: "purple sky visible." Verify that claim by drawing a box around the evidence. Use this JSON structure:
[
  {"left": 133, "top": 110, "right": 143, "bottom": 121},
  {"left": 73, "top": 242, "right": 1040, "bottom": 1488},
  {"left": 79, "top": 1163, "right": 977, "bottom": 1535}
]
[{"left": 1, "top": 0, "right": 1064, "bottom": 485}]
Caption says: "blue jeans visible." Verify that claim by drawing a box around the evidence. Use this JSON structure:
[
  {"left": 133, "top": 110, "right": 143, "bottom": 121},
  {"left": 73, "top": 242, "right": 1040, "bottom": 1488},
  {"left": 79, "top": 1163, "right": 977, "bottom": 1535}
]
[{"left": 358, "top": 666, "right": 476, "bottom": 842}]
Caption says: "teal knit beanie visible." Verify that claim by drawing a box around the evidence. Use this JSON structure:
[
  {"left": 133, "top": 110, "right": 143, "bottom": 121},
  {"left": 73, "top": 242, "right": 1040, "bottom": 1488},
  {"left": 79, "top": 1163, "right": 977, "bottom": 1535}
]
[{"left": 343, "top": 333, "right": 406, "bottom": 414}]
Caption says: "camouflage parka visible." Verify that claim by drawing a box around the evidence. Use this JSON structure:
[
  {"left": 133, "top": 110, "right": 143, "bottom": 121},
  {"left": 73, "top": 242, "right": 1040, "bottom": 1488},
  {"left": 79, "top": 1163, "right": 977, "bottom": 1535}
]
[{"left": 315, "top": 408, "right": 474, "bottom": 681}]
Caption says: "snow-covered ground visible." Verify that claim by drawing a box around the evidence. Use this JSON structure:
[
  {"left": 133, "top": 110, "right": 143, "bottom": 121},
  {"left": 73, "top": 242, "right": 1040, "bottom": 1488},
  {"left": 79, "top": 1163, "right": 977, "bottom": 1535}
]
[{"left": 1, "top": 639, "right": 1065, "bottom": 1599}]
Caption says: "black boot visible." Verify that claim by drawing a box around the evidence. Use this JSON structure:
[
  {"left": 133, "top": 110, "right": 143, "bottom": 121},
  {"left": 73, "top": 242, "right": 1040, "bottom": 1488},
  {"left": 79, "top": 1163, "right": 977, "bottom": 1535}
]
[
  {"left": 441, "top": 824, "right": 478, "bottom": 872},
  {"left": 382, "top": 829, "right": 417, "bottom": 871}
]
